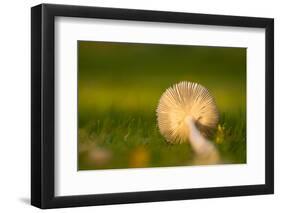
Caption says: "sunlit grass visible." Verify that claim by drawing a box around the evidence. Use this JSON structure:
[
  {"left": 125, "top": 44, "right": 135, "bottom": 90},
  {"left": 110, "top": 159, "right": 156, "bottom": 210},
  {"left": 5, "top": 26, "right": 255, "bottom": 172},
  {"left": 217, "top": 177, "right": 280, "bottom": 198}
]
[{"left": 78, "top": 110, "right": 246, "bottom": 170}]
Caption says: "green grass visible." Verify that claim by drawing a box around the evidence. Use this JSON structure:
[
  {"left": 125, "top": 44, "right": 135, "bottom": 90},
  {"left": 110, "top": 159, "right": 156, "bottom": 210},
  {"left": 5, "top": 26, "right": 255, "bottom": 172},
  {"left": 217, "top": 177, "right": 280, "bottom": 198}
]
[{"left": 78, "top": 109, "right": 246, "bottom": 170}]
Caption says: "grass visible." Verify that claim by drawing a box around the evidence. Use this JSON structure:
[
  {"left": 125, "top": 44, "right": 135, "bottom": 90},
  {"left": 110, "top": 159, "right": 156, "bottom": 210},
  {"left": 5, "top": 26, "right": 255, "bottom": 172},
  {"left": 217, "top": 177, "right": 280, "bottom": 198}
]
[{"left": 78, "top": 109, "right": 246, "bottom": 170}]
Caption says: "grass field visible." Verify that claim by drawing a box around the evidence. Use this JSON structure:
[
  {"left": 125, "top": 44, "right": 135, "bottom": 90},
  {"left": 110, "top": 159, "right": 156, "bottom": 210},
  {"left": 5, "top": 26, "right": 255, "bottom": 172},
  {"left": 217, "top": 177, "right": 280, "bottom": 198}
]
[{"left": 78, "top": 41, "right": 247, "bottom": 170}]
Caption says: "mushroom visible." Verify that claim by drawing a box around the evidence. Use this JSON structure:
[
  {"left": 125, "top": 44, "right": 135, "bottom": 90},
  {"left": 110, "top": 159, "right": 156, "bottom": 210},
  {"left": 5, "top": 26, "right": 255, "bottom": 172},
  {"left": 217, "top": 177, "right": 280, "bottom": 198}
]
[{"left": 156, "top": 81, "right": 220, "bottom": 164}]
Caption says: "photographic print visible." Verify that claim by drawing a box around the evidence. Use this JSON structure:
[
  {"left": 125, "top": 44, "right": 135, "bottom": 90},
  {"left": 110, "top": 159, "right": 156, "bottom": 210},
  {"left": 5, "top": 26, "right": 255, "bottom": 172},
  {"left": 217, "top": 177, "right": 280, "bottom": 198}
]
[
  {"left": 31, "top": 4, "right": 273, "bottom": 208},
  {"left": 78, "top": 41, "right": 246, "bottom": 170}
]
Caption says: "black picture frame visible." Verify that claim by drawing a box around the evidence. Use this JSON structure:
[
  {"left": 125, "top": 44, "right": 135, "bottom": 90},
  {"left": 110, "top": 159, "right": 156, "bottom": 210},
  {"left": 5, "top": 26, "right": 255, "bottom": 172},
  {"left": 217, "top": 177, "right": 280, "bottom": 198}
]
[{"left": 31, "top": 3, "right": 274, "bottom": 209}]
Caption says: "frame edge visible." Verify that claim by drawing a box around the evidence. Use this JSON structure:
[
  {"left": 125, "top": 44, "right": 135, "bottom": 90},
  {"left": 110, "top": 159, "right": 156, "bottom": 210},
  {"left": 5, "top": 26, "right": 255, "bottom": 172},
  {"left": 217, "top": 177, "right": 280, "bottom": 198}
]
[
  {"left": 31, "top": 4, "right": 43, "bottom": 208},
  {"left": 265, "top": 18, "right": 274, "bottom": 194}
]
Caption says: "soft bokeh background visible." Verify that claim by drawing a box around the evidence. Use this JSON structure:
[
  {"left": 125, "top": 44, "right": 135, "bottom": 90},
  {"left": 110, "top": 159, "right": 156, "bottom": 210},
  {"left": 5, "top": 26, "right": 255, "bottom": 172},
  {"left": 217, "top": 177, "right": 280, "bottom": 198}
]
[{"left": 78, "top": 41, "right": 246, "bottom": 170}]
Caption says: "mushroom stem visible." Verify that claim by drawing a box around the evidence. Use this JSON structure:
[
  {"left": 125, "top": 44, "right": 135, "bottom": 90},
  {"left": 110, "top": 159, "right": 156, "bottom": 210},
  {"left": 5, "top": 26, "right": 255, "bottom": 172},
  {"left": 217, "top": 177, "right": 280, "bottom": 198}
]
[{"left": 185, "top": 116, "right": 220, "bottom": 162}]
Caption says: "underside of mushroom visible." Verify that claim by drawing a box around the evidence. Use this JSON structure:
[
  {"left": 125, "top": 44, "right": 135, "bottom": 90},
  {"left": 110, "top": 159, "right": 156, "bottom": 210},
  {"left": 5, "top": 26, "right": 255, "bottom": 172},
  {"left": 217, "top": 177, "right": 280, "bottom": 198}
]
[{"left": 157, "top": 81, "right": 220, "bottom": 164}]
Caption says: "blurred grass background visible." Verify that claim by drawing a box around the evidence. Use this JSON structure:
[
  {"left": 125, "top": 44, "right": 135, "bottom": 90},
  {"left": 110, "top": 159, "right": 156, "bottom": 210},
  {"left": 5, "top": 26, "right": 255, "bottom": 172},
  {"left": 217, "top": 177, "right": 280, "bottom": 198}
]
[{"left": 78, "top": 41, "right": 246, "bottom": 170}]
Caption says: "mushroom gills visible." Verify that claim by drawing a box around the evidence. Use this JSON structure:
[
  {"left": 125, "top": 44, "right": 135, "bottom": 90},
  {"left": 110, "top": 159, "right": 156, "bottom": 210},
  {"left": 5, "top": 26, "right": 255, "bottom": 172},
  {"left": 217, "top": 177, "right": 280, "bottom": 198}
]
[{"left": 157, "top": 81, "right": 220, "bottom": 164}]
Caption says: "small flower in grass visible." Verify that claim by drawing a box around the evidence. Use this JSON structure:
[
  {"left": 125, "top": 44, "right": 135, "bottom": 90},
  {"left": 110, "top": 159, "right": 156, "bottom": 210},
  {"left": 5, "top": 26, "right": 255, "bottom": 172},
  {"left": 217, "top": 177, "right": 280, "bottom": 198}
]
[
  {"left": 79, "top": 141, "right": 112, "bottom": 167},
  {"left": 129, "top": 146, "right": 150, "bottom": 168},
  {"left": 87, "top": 146, "right": 112, "bottom": 167},
  {"left": 215, "top": 124, "right": 225, "bottom": 144}
]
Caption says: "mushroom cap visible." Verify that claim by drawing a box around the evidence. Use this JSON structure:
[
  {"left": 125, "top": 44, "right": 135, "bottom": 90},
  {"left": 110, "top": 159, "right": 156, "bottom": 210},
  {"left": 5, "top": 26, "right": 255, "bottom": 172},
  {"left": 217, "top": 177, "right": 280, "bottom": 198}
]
[{"left": 156, "top": 81, "right": 219, "bottom": 143}]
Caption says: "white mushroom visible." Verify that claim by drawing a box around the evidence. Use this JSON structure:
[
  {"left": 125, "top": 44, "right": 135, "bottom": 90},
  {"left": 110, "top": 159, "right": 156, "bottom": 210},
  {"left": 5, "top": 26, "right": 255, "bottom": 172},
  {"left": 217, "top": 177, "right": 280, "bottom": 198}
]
[{"left": 156, "top": 81, "right": 220, "bottom": 164}]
